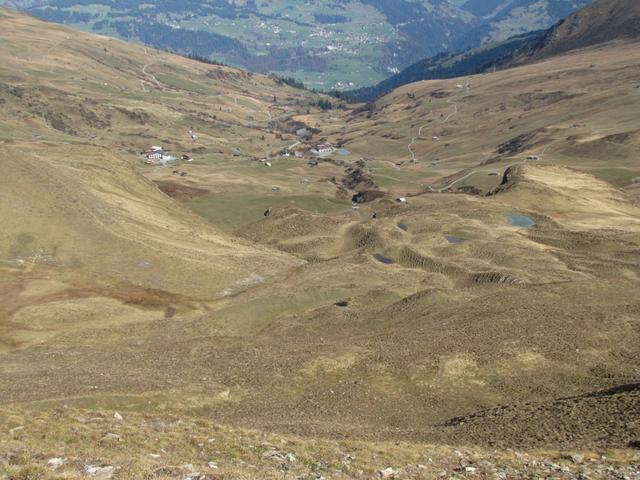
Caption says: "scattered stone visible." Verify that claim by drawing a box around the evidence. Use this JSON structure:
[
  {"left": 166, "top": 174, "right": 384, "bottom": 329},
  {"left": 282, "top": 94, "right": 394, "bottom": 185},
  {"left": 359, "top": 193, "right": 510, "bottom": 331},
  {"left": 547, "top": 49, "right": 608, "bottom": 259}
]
[
  {"left": 84, "top": 465, "right": 115, "bottom": 479},
  {"left": 571, "top": 454, "right": 585, "bottom": 464},
  {"left": 208, "top": 461, "right": 219, "bottom": 469},
  {"left": 113, "top": 411, "right": 123, "bottom": 421},
  {"left": 47, "top": 457, "right": 65, "bottom": 469},
  {"left": 100, "top": 433, "right": 121, "bottom": 442},
  {"left": 262, "top": 448, "right": 297, "bottom": 464},
  {"left": 378, "top": 467, "right": 399, "bottom": 478},
  {"left": 285, "top": 453, "right": 297, "bottom": 463}
]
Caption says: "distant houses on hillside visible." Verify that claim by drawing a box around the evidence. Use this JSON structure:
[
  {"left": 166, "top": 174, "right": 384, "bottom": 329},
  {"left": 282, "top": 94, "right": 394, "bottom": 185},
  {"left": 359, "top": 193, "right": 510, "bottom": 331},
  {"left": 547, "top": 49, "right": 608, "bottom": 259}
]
[
  {"left": 142, "top": 146, "right": 194, "bottom": 165},
  {"left": 143, "top": 146, "right": 171, "bottom": 164},
  {"left": 311, "top": 142, "right": 333, "bottom": 156}
]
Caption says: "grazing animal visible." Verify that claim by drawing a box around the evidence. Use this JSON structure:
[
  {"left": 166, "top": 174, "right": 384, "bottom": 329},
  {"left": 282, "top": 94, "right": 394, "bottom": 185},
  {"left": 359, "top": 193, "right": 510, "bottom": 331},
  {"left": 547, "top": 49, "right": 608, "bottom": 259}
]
[{"left": 264, "top": 208, "right": 272, "bottom": 217}]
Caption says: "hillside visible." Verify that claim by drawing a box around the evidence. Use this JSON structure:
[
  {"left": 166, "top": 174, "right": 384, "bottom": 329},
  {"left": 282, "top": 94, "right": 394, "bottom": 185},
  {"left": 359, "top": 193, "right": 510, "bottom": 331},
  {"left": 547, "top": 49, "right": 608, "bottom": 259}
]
[
  {"left": 352, "top": 0, "right": 640, "bottom": 102},
  {"left": 1, "top": 7, "right": 640, "bottom": 479},
  {"left": 351, "top": 30, "right": 543, "bottom": 101},
  {"left": 514, "top": 0, "right": 640, "bottom": 60},
  {"left": 0, "top": 0, "right": 591, "bottom": 89},
  {"left": 0, "top": 6, "right": 316, "bottom": 304}
]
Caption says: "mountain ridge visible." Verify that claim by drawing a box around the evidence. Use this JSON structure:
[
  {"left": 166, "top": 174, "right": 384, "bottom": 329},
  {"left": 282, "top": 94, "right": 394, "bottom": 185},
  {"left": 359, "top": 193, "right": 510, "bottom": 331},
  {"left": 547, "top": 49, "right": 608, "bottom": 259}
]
[{"left": 350, "top": 0, "right": 640, "bottom": 101}]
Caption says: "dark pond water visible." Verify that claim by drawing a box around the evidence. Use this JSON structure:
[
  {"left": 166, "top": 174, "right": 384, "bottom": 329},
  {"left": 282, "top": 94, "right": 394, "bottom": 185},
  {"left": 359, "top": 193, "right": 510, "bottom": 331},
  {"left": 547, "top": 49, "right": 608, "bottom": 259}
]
[
  {"left": 397, "top": 223, "right": 409, "bottom": 231},
  {"left": 446, "top": 236, "right": 466, "bottom": 244},
  {"left": 507, "top": 214, "right": 536, "bottom": 228},
  {"left": 373, "top": 254, "right": 395, "bottom": 265}
]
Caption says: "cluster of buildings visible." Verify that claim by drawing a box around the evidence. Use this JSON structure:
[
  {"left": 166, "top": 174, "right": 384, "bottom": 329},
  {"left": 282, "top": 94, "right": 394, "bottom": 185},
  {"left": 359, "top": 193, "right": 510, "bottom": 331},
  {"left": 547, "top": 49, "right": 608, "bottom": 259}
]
[
  {"left": 142, "top": 146, "right": 192, "bottom": 165},
  {"left": 311, "top": 142, "right": 333, "bottom": 156}
]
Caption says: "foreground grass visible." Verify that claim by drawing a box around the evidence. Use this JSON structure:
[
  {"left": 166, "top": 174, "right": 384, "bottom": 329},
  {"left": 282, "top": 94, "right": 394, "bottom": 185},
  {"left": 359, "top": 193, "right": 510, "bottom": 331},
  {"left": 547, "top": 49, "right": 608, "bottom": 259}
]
[{"left": 1, "top": 408, "right": 639, "bottom": 479}]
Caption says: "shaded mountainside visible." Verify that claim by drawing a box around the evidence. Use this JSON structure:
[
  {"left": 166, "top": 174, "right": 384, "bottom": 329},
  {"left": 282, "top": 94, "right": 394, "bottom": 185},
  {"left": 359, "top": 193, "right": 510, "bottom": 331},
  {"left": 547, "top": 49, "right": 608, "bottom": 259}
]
[
  {"left": 351, "top": 30, "right": 544, "bottom": 101},
  {"left": 351, "top": 0, "right": 640, "bottom": 101},
  {"left": 511, "top": 0, "right": 640, "bottom": 62}
]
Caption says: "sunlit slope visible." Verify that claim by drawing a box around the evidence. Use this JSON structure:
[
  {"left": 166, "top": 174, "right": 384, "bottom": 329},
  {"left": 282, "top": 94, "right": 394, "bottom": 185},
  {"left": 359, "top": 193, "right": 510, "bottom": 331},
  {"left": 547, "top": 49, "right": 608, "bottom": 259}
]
[
  {"left": 317, "top": 40, "right": 640, "bottom": 195},
  {"left": 0, "top": 8, "right": 306, "bottom": 298},
  {"left": 1, "top": 8, "right": 639, "bottom": 470},
  {"left": 0, "top": 8, "right": 314, "bottom": 153}
]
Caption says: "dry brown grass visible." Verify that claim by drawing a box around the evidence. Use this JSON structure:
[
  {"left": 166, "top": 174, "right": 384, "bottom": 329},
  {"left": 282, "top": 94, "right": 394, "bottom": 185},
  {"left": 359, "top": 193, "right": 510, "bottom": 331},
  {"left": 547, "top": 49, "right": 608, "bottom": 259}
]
[{"left": 1, "top": 7, "right": 640, "bottom": 474}]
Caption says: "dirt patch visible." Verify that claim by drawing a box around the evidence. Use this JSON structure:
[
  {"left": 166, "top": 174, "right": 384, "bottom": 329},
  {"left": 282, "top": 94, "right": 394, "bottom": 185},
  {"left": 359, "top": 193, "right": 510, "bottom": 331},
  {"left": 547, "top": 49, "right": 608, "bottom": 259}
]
[
  {"left": 496, "top": 131, "right": 542, "bottom": 155},
  {"left": 436, "top": 383, "right": 640, "bottom": 449},
  {"left": 43, "top": 110, "right": 76, "bottom": 135},
  {"left": 341, "top": 161, "right": 376, "bottom": 191},
  {"left": 429, "top": 89, "right": 451, "bottom": 99},
  {"left": 352, "top": 190, "right": 386, "bottom": 204},
  {"left": 155, "top": 181, "right": 210, "bottom": 201},
  {"left": 603, "top": 130, "right": 639, "bottom": 144}
]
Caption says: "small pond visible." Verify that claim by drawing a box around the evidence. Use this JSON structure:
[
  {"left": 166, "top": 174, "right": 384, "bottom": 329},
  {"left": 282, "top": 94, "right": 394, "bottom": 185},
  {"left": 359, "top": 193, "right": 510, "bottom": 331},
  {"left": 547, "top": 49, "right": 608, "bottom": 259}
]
[
  {"left": 507, "top": 214, "right": 536, "bottom": 228},
  {"left": 446, "top": 236, "right": 466, "bottom": 244},
  {"left": 336, "top": 148, "right": 351, "bottom": 155},
  {"left": 397, "top": 223, "right": 409, "bottom": 231},
  {"left": 373, "top": 254, "right": 395, "bottom": 265}
]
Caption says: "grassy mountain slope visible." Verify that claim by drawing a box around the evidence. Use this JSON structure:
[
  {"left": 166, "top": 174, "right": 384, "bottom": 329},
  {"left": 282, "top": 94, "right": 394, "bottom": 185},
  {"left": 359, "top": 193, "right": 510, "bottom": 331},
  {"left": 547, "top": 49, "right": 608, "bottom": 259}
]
[
  {"left": 351, "top": 30, "right": 543, "bottom": 101},
  {"left": 515, "top": 0, "right": 640, "bottom": 60},
  {"left": 332, "top": 40, "right": 640, "bottom": 193},
  {"left": 352, "top": 0, "right": 638, "bottom": 101},
  {"left": 1, "top": 7, "right": 640, "bottom": 478},
  {"left": 0, "top": 6, "right": 314, "bottom": 305}
]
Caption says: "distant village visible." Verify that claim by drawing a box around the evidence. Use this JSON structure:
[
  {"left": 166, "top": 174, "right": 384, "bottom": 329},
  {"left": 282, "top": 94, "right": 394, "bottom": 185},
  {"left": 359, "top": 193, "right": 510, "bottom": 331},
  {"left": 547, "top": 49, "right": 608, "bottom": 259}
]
[
  {"left": 142, "top": 146, "right": 193, "bottom": 165},
  {"left": 141, "top": 125, "right": 350, "bottom": 170}
]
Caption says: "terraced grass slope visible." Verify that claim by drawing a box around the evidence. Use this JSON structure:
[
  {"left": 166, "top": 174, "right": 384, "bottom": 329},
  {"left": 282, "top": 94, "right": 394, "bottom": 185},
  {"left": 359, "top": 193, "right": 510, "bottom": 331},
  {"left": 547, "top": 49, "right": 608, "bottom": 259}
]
[{"left": 1, "top": 8, "right": 640, "bottom": 479}]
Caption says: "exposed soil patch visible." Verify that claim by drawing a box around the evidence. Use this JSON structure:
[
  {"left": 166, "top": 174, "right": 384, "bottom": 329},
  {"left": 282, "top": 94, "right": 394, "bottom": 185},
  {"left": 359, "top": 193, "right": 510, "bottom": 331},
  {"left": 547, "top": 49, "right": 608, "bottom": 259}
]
[
  {"left": 429, "top": 89, "right": 451, "bottom": 99},
  {"left": 604, "top": 129, "right": 639, "bottom": 144},
  {"left": 352, "top": 190, "right": 386, "bottom": 204},
  {"left": 497, "top": 131, "right": 540, "bottom": 155},
  {"left": 155, "top": 181, "right": 210, "bottom": 202},
  {"left": 43, "top": 110, "right": 76, "bottom": 135},
  {"left": 342, "top": 161, "right": 376, "bottom": 191},
  {"left": 437, "top": 383, "right": 640, "bottom": 449}
]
